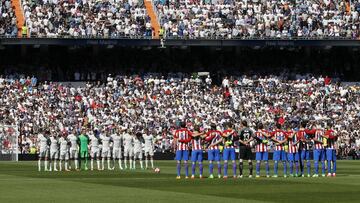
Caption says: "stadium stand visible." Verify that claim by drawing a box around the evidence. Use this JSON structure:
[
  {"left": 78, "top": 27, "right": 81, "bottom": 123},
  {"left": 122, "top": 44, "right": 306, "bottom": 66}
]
[
  {"left": 1, "top": 1, "right": 360, "bottom": 160},
  {"left": 1, "top": 0, "right": 359, "bottom": 39},
  {"left": 0, "top": 72, "right": 359, "bottom": 157},
  {"left": 21, "top": 0, "right": 152, "bottom": 38},
  {"left": 0, "top": 0, "right": 18, "bottom": 37},
  {"left": 154, "top": 0, "right": 360, "bottom": 39},
  {"left": 0, "top": 45, "right": 359, "bottom": 158}
]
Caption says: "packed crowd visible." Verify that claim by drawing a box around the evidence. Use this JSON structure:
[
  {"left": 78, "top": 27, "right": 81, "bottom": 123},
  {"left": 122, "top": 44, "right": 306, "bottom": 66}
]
[
  {"left": 155, "top": 0, "right": 360, "bottom": 39},
  {"left": 0, "top": 73, "right": 359, "bottom": 159},
  {"left": 22, "top": 0, "right": 152, "bottom": 38},
  {"left": 0, "top": 0, "right": 18, "bottom": 37},
  {"left": 2, "top": 0, "right": 360, "bottom": 39}
]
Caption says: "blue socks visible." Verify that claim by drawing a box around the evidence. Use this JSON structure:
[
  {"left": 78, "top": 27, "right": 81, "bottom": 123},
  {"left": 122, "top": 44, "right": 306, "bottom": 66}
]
[
  {"left": 327, "top": 161, "right": 336, "bottom": 173},
  {"left": 177, "top": 163, "right": 181, "bottom": 176},
  {"left": 274, "top": 161, "right": 278, "bottom": 175},
  {"left": 307, "top": 160, "right": 311, "bottom": 175},
  {"left": 295, "top": 161, "right": 299, "bottom": 174},
  {"left": 314, "top": 161, "right": 319, "bottom": 174},
  {"left": 209, "top": 162, "right": 214, "bottom": 175},
  {"left": 232, "top": 162, "right": 237, "bottom": 176},
  {"left": 283, "top": 161, "right": 287, "bottom": 175},
  {"left": 184, "top": 162, "right": 189, "bottom": 177},
  {"left": 192, "top": 162, "right": 203, "bottom": 176},
  {"left": 224, "top": 162, "right": 228, "bottom": 176},
  {"left": 289, "top": 161, "right": 294, "bottom": 174},
  {"left": 256, "top": 162, "right": 260, "bottom": 175}
]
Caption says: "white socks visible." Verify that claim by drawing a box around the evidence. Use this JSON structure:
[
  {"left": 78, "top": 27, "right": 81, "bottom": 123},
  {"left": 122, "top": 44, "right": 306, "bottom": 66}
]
[
  {"left": 40, "top": 158, "right": 142, "bottom": 171},
  {"left": 101, "top": 158, "right": 111, "bottom": 170},
  {"left": 119, "top": 159, "right": 123, "bottom": 169},
  {"left": 59, "top": 160, "right": 68, "bottom": 171},
  {"left": 145, "top": 158, "right": 148, "bottom": 168},
  {"left": 151, "top": 158, "right": 154, "bottom": 168},
  {"left": 97, "top": 160, "right": 100, "bottom": 170}
]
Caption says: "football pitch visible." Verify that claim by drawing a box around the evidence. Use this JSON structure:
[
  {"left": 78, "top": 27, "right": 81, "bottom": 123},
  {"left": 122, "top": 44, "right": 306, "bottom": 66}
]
[{"left": 0, "top": 161, "right": 359, "bottom": 203}]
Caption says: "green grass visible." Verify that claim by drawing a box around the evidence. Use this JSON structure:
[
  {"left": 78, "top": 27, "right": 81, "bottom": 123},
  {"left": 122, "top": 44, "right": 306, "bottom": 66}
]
[{"left": 0, "top": 160, "right": 359, "bottom": 203}]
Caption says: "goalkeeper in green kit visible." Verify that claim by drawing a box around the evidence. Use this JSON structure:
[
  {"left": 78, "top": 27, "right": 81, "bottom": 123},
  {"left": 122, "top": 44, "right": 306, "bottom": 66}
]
[{"left": 78, "top": 128, "right": 89, "bottom": 171}]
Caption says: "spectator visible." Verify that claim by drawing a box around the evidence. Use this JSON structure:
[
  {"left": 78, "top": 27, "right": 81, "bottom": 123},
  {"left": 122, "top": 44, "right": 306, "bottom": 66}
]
[
  {"left": 0, "top": 0, "right": 18, "bottom": 37},
  {"left": 22, "top": 0, "right": 150, "bottom": 38}
]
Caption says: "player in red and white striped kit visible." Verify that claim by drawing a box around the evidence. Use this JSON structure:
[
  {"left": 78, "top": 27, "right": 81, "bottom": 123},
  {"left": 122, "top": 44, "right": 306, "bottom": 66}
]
[
  {"left": 312, "top": 127, "right": 326, "bottom": 177},
  {"left": 296, "top": 122, "right": 314, "bottom": 177},
  {"left": 270, "top": 124, "right": 288, "bottom": 178},
  {"left": 286, "top": 128, "right": 300, "bottom": 177},
  {"left": 174, "top": 122, "right": 192, "bottom": 179},
  {"left": 324, "top": 125, "right": 337, "bottom": 177},
  {"left": 205, "top": 124, "right": 223, "bottom": 179},
  {"left": 254, "top": 122, "right": 271, "bottom": 178},
  {"left": 222, "top": 123, "right": 238, "bottom": 179},
  {"left": 190, "top": 126, "right": 205, "bottom": 179}
]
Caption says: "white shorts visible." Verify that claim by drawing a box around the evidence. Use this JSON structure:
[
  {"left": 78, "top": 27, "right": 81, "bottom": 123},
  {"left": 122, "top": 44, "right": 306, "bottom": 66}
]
[
  {"left": 112, "top": 148, "right": 122, "bottom": 159},
  {"left": 133, "top": 150, "right": 143, "bottom": 159},
  {"left": 124, "top": 147, "right": 133, "bottom": 157},
  {"left": 69, "top": 148, "right": 79, "bottom": 159},
  {"left": 101, "top": 148, "right": 111, "bottom": 158},
  {"left": 39, "top": 149, "right": 49, "bottom": 158},
  {"left": 59, "top": 151, "right": 69, "bottom": 160},
  {"left": 91, "top": 147, "right": 100, "bottom": 159},
  {"left": 144, "top": 147, "right": 154, "bottom": 156},
  {"left": 50, "top": 150, "right": 59, "bottom": 159}
]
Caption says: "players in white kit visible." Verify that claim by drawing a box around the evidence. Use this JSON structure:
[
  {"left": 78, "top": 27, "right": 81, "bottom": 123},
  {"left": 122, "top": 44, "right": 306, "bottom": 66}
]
[
  {"left": 111, "top": 128, "right": 123, "bottom": 170},
  {"left": 133, "top": 132, "right": 144, "bottom": 169},
  {"left": 89, "top": 129, "right": 101, "bottom": 170},
  {"left": 67, "top": 129, "right": 79, "bottom": 170},
  {"left": 101, "top": 130, "right": 112, "bottom": 170},
  {"left": 37, "top": 130, "right": 50, "bottom": 171},
  {"left": 49, "top": 131, "right": 59, "bottom": 171},
  {"left": 36, "top": 126, "right": 156, "bottom": 172},
  {"left": 123, "top": 129, "right": 134, "bottom": 169},
  {"left": 143, "top": 129, "right": 155, "bottom": 169},
  {"left": 59, "top": 133, "right": 70, "bottom": 171}
]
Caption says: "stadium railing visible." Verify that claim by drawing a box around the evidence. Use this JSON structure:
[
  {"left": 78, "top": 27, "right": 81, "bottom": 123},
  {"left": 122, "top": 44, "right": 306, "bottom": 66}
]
[{"left": 0, "top": 35, "right": 359, "bottom": 40}]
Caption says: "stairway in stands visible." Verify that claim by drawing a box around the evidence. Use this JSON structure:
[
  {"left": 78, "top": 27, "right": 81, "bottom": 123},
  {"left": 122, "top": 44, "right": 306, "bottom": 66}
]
[
  {"left": 144, "top": 0, "right": 160, "bottom": 39},
  {"left": 11, "top": 0, "right": 25, "bottom": 37}
]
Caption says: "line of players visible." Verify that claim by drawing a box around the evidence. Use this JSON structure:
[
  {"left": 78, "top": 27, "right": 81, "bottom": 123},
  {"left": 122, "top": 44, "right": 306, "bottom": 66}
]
[
  {"left": 36, "top": 127, "right": 155, "bottom": 171},
  {"left": 174, "top": 121, "right": 337, "bottom": 179}
]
